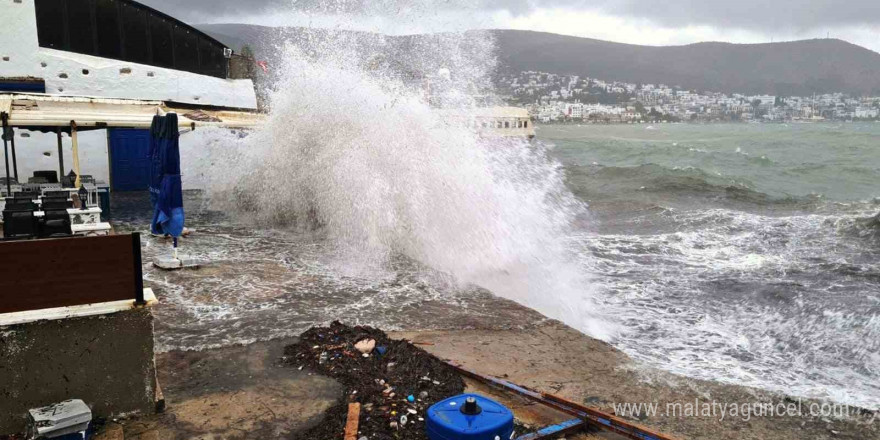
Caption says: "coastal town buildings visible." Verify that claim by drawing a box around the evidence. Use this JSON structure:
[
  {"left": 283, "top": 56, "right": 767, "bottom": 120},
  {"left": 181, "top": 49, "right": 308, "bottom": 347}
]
[{"left": 499, "top": 71, "right": 880, "bottom": 123}]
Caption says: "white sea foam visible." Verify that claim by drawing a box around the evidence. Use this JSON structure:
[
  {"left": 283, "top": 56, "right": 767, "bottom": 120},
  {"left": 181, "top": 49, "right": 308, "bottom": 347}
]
[
  {"left": 581, "top": 208, "right": 880, "bottom": 410},
  {"left": 170, "top": 4, "right": 880, "bottom": 413},
  {"left": 184, "top": 28, "right": 613, "bottom": 340}
]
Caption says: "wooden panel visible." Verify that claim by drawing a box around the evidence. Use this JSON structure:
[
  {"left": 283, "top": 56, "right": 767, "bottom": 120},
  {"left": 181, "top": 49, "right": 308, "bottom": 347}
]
[
  {"left": 0, "top": 235, "right": 138, "bottom": 314},
  {"left": 344, "top": 403, "right": 360, "bottom": 440}
]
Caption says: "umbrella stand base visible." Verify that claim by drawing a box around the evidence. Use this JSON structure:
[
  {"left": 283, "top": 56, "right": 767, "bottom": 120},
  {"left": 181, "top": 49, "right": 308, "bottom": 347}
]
[{"left": 153, "top": 256, "right": 202, "bottom": 271}]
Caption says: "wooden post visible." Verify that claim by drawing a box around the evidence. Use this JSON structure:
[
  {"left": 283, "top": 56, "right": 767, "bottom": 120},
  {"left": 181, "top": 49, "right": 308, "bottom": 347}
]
[
  {"left": 71, "top": 121, "right": 82, "bottom": 189},
  {"left": 132, "top": 233, "right": 145, "bottom": 306},
  {"left": 344, "top": 402, "right": 360, "bottom": 440},
  {"left": 57, "top": 128, "right": 65, "bottom": 182}
]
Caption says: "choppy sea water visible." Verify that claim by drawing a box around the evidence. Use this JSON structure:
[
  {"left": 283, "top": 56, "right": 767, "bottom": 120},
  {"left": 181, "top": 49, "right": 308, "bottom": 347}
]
[
  {"left": 544, "top": 123, "right": 880, "bottom": 410},
  {"left": 119, "top": 122, "right": 880, "bottom": 412},
  {"left": 112, "top": 192, "right": 549, "bottom": 352}
]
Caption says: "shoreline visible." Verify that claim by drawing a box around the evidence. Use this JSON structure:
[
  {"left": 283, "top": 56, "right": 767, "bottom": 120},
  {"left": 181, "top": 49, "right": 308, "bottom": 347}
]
[
  {"left": 96, "top": 311, "right": 875, "bottom": 440},
  {"left": 533, "top": 119, "right": 880, "bottom": 126},
  {"left": 106, "top": 194, "right": 877, "bottom": 439}
]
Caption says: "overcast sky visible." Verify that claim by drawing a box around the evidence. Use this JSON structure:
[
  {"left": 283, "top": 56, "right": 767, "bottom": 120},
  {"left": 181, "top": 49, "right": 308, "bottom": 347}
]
[{"left": 138, "top": 0, "right": 880, "bottom": 52}]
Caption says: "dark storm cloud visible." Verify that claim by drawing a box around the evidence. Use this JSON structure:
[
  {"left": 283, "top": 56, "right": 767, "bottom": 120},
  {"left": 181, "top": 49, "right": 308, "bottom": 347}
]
[
  {"left": 136, "top": 0, "right": 291, "bottom": 21},
  {"left": 137, "top": 0, "right": 880, "bottom": 31}
]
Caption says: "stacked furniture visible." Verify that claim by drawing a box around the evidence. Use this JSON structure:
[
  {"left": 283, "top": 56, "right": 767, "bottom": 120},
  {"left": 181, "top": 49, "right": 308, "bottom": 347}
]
[{"left": 2, "top": 194, "right": 73, "bottom": 240}]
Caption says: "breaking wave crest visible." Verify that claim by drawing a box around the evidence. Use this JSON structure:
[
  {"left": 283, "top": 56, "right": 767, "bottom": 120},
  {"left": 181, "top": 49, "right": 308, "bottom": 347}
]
[{"left": 186, "top": 33, "right": 613, "bottom": 339}]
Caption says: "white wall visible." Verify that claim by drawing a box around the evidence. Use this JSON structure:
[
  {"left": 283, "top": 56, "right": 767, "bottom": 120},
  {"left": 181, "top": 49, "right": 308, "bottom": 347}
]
[
  {"left": 3, "top": 127, "right": 216, "bottom": 190},
  {"left": 4, "top": 129, "right": 110, "bottom": 184},
  {"left": 0, "top": 0, "right": 258, "bottom": 109}
]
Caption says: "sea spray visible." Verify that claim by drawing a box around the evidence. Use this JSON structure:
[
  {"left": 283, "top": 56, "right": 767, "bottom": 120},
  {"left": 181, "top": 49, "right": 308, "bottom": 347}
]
[{"left": 185, "top": 31, "right": 614, "bottom": 339}]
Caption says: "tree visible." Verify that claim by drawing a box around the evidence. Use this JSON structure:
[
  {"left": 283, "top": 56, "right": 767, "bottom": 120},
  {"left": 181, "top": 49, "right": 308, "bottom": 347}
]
[
  {"left": 239, "top": 45, "right": 268, "bottom": 112},
  {"left": 634, "top": 101, "right": 646, "bottom": 115},
  {"left": 239, "top": 45, "right": 258, "bottom": 80}
]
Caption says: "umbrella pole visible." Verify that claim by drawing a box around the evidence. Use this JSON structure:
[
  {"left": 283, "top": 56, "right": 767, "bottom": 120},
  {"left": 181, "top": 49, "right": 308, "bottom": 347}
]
[
  {"left": 173, "top": 237, "right": 178, "bottom": 260},
  {"left": 2, "top": 113, "right": 10, "bottom": 195},
  {"left": 71, "top": 121, "right": 81, "bottom": 189}
]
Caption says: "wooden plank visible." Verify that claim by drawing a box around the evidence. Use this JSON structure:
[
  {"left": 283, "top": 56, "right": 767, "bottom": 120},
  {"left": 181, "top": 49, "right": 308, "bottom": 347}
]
[
  {"left": 0, "top": 235, "right": 138, "bottom": 314},
  {"left": 344, "top": 402, "right": 360, "bottom": 440},
  {"left": 0, "top": 289, "right": 156, "bottom": 327},
  {"left": 447, "top": 362, "right": 680, "bottom": 440}
]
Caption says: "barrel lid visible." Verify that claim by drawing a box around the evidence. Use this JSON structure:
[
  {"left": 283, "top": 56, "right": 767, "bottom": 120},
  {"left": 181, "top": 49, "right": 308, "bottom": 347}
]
[{"left": 427, "top": 394, "right": 513, "bottom": 439}]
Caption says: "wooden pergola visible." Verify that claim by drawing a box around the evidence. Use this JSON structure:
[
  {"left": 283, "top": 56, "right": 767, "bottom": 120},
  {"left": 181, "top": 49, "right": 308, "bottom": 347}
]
[{"left": 1, "top": 93, "right": 265, "bottom": 194}]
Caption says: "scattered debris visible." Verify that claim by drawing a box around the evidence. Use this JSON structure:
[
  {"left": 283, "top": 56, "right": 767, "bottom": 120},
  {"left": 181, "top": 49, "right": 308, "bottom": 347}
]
[
  {"left": 26, "top": 399, "right": 91, "bottom": 440},
  {"left": 182, "top": 110, "right": 222, "bottom": 123},
  {"left": 284, "top": 322, "right": 465, "bottom": 440}
]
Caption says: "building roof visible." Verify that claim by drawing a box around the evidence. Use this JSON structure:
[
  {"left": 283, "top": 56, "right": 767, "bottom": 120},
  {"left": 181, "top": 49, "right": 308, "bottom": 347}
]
[
  {"left": 122, "top": 0, "right": 229, "bottom": 51},
  {"left": 0, "top": 93, "right": 264, "bottom": 131},
  {"left": 438, "top": 107, "right": 531, "bottom": 119}
]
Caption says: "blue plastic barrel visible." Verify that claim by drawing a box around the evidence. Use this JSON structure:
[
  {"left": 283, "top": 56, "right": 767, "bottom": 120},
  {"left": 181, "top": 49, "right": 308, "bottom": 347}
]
[{"left": 426, "top": 394, "right": 514, "bottom": 440}]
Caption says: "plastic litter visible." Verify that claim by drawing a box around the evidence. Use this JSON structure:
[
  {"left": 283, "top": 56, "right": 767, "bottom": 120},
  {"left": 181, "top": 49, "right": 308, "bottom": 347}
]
[{"left": 27, "top": 399, "right": 92, "bottom": 440}]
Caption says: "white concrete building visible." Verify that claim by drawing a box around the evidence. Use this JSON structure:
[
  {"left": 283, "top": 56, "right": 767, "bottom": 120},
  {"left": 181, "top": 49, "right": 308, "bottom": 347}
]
[
  {"left": 1, "top": 0, "right": 257, "bottom": 109},
  {"left": 1, "top": 0, "right": 261, "bottom": 193}
]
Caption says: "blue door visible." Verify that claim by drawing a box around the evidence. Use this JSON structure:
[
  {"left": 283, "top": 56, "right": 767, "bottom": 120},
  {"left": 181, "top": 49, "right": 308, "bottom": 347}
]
[{"left": 109, "top": 129, "right": 151, "bottom": 192}]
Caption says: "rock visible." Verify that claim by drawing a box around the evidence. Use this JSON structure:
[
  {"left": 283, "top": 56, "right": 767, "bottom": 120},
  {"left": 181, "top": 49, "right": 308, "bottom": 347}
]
[{"left": 355, "top": 339, "right": 376, "bottom": 354}]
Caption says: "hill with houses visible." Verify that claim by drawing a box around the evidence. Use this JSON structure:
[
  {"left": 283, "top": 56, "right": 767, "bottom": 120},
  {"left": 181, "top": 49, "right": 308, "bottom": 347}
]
[{"left": 197, "top": 24, "right": 880, "bottom": 96}]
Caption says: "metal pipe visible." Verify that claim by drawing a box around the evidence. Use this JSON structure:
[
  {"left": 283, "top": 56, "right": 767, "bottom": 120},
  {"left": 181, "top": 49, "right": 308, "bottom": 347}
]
[
  {"left": 2, "top": 113, "right": 10, "bottom": 195},
  {"left": 447, "top": 362, "right": 680, "bottom": 440},
  {"left": 10, "top": 128, "right": 17, "bottom": 182},
  {"left": 57, "top": 128, "right": 65, "bottom": 182}
]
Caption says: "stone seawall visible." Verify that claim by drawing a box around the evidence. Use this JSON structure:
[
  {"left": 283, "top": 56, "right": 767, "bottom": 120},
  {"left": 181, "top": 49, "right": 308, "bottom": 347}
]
[{"left": 0, "top": 308, "right": 158, "bottom": 435}]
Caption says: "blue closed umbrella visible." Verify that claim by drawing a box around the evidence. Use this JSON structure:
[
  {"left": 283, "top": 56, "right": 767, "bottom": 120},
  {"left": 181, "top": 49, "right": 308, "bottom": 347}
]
[
  {"left": 148, "top": 115, "right": 163, "bottom": 216},
  {"left": 149, "top": 114, "right": 185, "bottom": 251}
]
